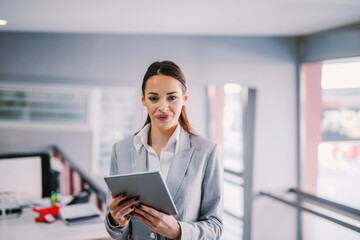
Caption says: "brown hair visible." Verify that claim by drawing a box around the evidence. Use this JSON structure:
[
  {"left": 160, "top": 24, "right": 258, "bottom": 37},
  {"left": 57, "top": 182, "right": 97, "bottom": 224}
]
[{"left": 137, "top": 60, "right": 197, "bottom": 135}]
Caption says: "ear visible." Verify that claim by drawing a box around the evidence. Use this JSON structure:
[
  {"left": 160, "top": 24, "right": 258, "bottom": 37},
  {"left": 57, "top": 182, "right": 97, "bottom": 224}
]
[
  {"left": 183, "top": 90, "right": 188, "bottom": 105},
  {"left": 141, "top": 92, "right": 146, "bottom": 106}
]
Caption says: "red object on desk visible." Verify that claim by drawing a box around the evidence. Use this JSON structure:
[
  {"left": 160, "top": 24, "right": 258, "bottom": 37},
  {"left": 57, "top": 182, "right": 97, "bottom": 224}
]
[{"left": 32, "top": 204, "right": 60, "bottom": 223}]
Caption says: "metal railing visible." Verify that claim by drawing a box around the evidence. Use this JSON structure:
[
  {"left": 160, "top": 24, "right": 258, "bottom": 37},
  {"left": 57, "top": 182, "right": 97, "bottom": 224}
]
[
  {"left": 289, "top": 188, "right": 360, "bottom": 221},
  {"left": 50, "top": 146, "right": 107, "bottom": 210},
  {"left": 259, "top": 188, "right": 360, "bottom": 233}
]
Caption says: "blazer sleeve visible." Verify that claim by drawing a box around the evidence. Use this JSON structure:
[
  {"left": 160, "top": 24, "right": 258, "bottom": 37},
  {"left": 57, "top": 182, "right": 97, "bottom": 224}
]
[
  {"left": 104, "top": 142, "right": 131, "bottom": 240},
  {"left": 178, "top": 144, "right": 224, "bottom": 240}
]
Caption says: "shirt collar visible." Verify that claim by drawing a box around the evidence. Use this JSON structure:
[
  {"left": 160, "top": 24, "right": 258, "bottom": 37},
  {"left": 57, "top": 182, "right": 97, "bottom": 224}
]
[{"left": 133, "top": 123, "right": 181, "bottom": 154}]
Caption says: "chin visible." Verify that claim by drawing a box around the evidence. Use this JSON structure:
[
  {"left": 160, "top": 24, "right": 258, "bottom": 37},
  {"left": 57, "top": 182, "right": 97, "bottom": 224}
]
[{"left": 156, "top": 121, "right": 176, "bottom": 130}]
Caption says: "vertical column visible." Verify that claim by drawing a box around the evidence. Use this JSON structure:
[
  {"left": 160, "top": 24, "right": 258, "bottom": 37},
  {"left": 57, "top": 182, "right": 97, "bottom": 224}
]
[
  {"left": 300, "top": 62, "right": 322, "bottom": 195},
  {"left": 208, "top": 85, "right": 224, "bottom": 146},
  {"left": 243, "top": 88, "right": 256, "bottom": 240}
]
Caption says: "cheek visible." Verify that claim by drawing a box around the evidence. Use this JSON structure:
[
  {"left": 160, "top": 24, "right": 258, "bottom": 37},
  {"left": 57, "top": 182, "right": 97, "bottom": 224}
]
[
  {"left": 171, "top": 102, "right": 183, "bottom": 115},
  {"left": 147, "top": 105, "right": 157, "bottom": 113},
  {"left": 143, "top": 103, "right": 155, "bottom": 115}
]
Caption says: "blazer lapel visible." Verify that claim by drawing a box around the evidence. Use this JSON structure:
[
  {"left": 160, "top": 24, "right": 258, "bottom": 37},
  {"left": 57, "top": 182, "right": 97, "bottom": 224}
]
[
  {"left": 131, "top": 145, "right": 147, "bottom": 173},
  {"left": 166, "top": 129, "right": 195, "bottom": 199}
]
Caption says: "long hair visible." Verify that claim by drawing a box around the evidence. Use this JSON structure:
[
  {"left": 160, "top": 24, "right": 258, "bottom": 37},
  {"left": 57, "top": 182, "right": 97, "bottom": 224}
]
[{"left": 137, "top": 60, "right": 197, "bottom": 135}]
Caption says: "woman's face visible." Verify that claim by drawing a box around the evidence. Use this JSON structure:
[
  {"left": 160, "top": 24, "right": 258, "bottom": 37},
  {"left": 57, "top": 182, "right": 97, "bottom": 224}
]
[{"left": 142, "top": 74, "right": 188, "bottom": 132}]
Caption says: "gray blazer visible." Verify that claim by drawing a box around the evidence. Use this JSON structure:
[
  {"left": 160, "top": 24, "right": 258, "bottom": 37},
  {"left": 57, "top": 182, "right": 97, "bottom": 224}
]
[{"left": 104, "top": 128, "right": 224, "bottom": 240}]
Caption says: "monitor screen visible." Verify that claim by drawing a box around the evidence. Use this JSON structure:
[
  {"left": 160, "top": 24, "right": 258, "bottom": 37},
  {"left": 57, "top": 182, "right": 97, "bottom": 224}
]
[{"left": 0, "top": 156, "right": 43, "bottom": 201}]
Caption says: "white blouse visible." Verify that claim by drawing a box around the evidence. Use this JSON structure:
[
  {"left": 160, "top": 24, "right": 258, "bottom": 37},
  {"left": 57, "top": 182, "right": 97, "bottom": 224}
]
[{"left": 133, "top": 123, "right": 180, "bottom": 180}]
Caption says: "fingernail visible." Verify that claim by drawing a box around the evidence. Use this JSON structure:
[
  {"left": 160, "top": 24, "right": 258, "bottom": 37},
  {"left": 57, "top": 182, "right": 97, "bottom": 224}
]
[
  {"left": 122, "top": 193, "right": 126, "bottom": 198},
  {"left": 111, "top": 195, "right": 114, "bottom": 199},
  {"left": 130, "top": 205, "right": 135, "bottom": 209},
  {"left": 127, "top": 216, "right": 131, "bottom": 220}
]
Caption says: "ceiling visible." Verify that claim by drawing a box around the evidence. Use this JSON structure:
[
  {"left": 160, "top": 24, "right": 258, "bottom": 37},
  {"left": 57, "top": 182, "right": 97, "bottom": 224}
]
[{"left": 0, "top": 0, "right": 360, "bottom": 36}]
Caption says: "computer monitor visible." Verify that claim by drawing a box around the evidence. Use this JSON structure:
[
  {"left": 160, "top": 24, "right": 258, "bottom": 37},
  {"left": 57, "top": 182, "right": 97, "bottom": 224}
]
[{"left": 0, "top": 152, "right": 52, "bottom": 201}]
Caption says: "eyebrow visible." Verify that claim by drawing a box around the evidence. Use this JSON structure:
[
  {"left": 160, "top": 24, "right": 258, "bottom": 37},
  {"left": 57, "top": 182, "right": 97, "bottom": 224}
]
[{"left": 147, "top": 91, "right": 179, "bottom": 95}]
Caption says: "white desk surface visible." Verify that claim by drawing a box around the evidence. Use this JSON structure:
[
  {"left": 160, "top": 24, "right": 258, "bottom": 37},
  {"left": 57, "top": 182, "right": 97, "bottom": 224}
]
[{"left": 0, "top": 207, "right": 111, "bottom": 240}]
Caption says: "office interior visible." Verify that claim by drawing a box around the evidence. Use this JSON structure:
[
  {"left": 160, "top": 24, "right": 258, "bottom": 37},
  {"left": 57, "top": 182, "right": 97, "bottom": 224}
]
[{"left": 0, "top": 1, "right": 360, "bottom": 240}]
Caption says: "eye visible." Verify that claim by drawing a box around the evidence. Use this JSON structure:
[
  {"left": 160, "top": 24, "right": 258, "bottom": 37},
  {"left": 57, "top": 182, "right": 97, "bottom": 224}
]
[
  {"left": 168, "top": 96, "right": 177, "bottom": 101},
  {"left": 148, "top": 97, "right": 158, "bottom": 101}
]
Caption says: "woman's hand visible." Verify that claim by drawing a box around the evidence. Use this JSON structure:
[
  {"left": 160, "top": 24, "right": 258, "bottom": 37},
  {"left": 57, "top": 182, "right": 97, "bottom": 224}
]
[
  {"left": 131, "top": 204, "right": 181, "bottom": 240},
  {"left": 108, "top": 193, "right": 140, "bottom": 227}
]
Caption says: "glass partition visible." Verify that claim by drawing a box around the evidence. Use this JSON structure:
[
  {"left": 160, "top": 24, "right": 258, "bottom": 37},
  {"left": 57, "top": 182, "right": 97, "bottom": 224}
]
[{"left": 208, "top": 84, "right": 256, "bottom": 240}]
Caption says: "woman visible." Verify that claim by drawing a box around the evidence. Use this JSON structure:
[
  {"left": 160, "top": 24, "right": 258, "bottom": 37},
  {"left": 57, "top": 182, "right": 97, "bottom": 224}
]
[{"left": 105, "top": 60, "right": 223, "bottom": 240}]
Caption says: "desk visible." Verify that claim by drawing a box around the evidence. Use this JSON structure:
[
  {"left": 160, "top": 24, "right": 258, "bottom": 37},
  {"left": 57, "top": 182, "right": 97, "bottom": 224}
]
[{"left": 0, "top": 208, "right": 111, "bottom": 240}]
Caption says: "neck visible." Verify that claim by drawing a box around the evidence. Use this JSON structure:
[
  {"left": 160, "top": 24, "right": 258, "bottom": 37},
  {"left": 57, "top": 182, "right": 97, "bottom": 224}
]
[{"left": 148, "top": 124, "right": 177, "bottom": 148}]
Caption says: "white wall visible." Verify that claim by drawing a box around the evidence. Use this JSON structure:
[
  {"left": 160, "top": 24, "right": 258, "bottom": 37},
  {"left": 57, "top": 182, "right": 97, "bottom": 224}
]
[{"left": 0, "top": 32, "right": 298, "bottom": 240}]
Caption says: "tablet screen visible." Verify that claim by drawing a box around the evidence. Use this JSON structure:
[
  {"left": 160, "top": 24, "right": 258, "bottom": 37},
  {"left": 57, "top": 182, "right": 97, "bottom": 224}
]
[{"left": 104, "top": 171, "right": 178, "bottom": 215}]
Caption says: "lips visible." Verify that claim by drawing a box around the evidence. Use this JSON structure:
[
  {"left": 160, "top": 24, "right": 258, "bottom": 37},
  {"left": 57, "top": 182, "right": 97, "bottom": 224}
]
[{"left": 155, "top": 114, "right": 171, "bottom": 121}]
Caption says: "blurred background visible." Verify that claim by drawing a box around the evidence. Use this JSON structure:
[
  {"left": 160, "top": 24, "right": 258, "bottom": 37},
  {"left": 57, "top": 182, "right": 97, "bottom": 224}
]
[{"left": 0, "top": 0, "right": 360, "bottom": 239}]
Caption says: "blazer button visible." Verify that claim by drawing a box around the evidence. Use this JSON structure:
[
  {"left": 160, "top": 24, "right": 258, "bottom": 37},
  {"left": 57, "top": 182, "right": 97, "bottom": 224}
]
[{"left": 150, "top": 232, "right": 156, "bottom": 239}]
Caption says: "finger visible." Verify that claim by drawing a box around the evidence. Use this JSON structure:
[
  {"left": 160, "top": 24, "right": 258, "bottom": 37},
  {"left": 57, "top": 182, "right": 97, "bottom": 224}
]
[
  {"left": 120, "top": 205, "right": 136, "bottom": 216},
  {"left": 108, "top": 193, "right": 127, "bottom": 210},
  {"left": 111, "top": 197, "right": 140, "bottom": 218},
  {"left": 137, "top": 204, "right": 162, "bottom": 218},
  {"left": 122, "top": 216, "right": 131, "bottom": 226},
  {"left": 114, "top": 212, "right": 132, "bottom": 227},
  {"left": 110, "top": 197, "right": 140, "bottom": 221},
  {"left": 110, "top": 204, "right": 134, "bottom": 222},
  {"left": 133, "top": 205, "right": 157, "bottom": 222},
  {"left": 109, "top": 210, "right": 126, "bottom": 226},
  {"left": 131, "top": 212, "right": 156, "bottom": 229},
  {"left": 114, "top": 192, "right": 127, "bottom": 203},
  {"left": 117, "top": 197, "right": 140, "bottom": 210}
]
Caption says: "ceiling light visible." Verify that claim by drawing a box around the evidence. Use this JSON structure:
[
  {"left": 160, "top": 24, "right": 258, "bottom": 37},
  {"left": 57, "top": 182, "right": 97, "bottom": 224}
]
[{"left": 0, "top": 20, "right": 7, "bottom": 26}]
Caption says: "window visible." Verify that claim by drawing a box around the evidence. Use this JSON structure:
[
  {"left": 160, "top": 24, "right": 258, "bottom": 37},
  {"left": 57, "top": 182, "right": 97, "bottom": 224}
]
[
  {"left": 0, "top": 83, "right": 139, "bottom": 177},
  {"left": 300, "top": 57, "right": 360, "bottom": 239},
  {"left": 0, "top": 84, "right": 90, "bottom": 127}
]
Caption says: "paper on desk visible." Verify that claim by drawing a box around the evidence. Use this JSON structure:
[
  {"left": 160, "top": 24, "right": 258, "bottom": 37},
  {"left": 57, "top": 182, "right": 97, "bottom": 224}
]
[{"left": 59, "top": 203, "right": 101, "bottom": 225}]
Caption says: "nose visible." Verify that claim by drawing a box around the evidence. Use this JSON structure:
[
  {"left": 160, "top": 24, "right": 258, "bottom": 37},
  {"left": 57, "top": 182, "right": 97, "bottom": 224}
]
[{"left": 158, "top": 99, "right": 169, "bottom": 112}]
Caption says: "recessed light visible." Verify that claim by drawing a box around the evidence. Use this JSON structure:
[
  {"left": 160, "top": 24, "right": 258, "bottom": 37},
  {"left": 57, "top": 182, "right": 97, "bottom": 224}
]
[{"left": 0, "top": 20, "right": 7, "bottom": 26}]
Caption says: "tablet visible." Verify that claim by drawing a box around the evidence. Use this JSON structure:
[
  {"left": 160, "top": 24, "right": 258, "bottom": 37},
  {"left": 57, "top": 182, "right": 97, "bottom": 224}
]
[{"left": 104, "top": 171, "right": 178, "bottom": 215}]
